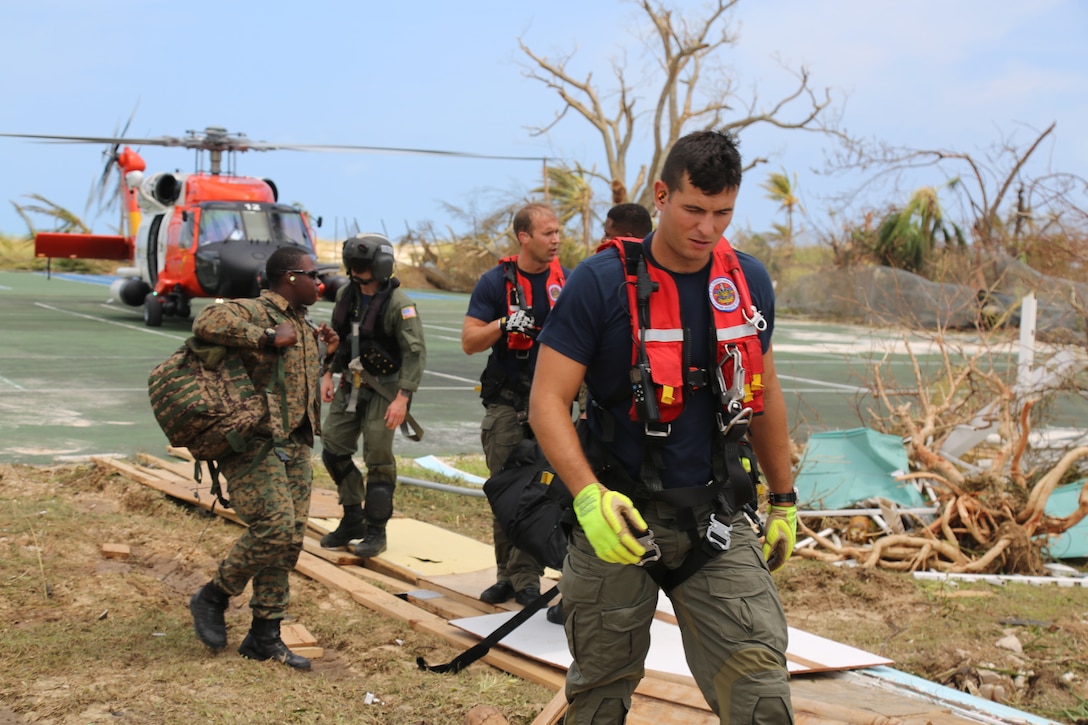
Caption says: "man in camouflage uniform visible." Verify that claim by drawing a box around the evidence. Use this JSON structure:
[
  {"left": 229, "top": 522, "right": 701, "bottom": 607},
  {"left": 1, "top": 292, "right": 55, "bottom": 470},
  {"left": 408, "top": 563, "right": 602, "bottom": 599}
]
[
  {"left": 187, "top": 246, "right": 338, "bottom": 670},
  {"left": 319, "top": 233, "right": 426, "bottom": 558}
]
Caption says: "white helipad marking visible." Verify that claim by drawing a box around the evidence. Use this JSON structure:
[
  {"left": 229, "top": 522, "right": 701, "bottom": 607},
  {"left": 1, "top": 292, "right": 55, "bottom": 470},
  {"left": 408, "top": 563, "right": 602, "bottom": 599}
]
[{"left": 36, "top": 303, "right": 188, "bottom": 340}]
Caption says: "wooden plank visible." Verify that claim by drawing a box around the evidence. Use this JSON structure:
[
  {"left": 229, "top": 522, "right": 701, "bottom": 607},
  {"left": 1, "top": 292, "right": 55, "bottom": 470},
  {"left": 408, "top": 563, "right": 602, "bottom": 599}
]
[
  {"left": 407, "top": 590, "right": 490, "bottom": 621},
  {"left": 627, "top": 694, "right": 718, "bottom": 724},
  {"left": 530, "top": 689, "right": 567, "bottom": 725},
  {"left": 100, "top": 543, "right": 131, "bottom": 560},
  {"left": 301, "top": 536, "right": 365, "bottom": 566},
  {"left": 290, "top": 646, "right": 324, "bottom": 660},
  {"left": 281, "top": 623, "right": 317, "bottom": 648},
  {"left": 139, "top": 452, "right": 342, "bottom": 518},
  {"left": 636, "top": 674, "right": 710, "bottom": 711},
  {"left": 295, "top": 552, "right": 443, "bottom": 626},
  {"left": 96, "top": 457, "right": 243, "bottom": 524}
]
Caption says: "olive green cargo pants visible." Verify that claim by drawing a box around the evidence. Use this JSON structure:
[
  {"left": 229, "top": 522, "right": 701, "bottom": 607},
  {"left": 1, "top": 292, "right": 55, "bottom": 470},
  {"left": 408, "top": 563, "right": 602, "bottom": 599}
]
[{"left": 558, "top": 500, "right": 793, "bottom": 724}]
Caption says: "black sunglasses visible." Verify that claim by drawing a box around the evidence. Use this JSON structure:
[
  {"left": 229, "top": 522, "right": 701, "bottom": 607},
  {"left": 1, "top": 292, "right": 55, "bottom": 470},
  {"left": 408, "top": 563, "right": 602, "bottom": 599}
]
[{"left": 283, "top": 269, "right": 320, "bottom": 280}]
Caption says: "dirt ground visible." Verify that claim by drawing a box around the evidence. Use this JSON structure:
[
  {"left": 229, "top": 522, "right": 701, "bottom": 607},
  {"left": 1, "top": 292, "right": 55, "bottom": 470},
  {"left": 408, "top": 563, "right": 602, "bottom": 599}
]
[{"left": 1, "top": 462, "right": 1087, "bottom": 724}]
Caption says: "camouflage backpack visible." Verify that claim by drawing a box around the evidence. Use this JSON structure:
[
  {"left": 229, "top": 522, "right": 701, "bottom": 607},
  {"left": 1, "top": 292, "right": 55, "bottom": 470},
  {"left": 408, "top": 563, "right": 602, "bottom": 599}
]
[
  {"left": 150, "top": 333, "right": 293, "bottom": 502},
  {"left": 148, "top": 337, "right": 288, "bottom": 505}
]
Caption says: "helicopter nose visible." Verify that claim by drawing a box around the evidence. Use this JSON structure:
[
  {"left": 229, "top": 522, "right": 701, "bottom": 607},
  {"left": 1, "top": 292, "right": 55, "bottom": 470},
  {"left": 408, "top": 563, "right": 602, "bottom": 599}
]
[{"left": 195, "top": 240, "right": 282, "bottom": 297}]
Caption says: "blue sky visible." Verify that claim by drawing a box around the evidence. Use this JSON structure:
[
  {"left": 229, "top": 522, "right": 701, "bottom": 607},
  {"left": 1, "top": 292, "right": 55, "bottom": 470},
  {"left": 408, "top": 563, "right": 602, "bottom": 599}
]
[{"left": 2, "top": 0, "right": 1085, "bottom": 245}]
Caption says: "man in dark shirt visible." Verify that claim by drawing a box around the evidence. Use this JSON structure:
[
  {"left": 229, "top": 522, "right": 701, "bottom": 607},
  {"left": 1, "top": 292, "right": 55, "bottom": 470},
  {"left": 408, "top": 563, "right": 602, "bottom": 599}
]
[{"left": 530, "top": 131, "right": 797, "bottom": 723}]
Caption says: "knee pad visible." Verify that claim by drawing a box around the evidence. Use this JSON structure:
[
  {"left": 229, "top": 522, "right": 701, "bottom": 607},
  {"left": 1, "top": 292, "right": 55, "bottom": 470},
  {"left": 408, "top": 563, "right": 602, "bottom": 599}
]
[
  {"left": 322, "top": 449, "right": 361, "bottom": 487},
  {"left": 364, "top": 481, "right": 396, "bottom": 523}
]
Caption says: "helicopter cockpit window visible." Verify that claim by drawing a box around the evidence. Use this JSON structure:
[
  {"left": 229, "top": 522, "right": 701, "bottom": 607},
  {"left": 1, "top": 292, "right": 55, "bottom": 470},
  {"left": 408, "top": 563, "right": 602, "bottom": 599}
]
[
  {"left": 269, "top": 208, "right": 312, "bottom": 247},
  {"left": 199, "top": 208, "right": 246, "bottom": 244},
  {"left": 197, "top": 204, "right": 311, "bottom": 248}
]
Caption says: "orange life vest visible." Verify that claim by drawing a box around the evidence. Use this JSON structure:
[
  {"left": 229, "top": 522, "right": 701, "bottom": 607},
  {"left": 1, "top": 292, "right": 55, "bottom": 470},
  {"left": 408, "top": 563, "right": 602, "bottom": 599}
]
[
  {"left": 602, "top": 237, "right": 766, "bottom": 427},
  {"left": 500, "top": 255, "right": 566, "bottom": 351}
]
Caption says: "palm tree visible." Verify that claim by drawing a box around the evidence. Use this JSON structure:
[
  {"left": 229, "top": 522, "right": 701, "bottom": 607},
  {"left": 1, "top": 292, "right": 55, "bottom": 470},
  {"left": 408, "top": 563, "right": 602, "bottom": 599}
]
[
  {"left": 760, "top": 169, "right": 802, "bottom": 247},
  {"left": 874, "top": 182, "right": 966, "bottom": 273},
  {"left": 11, "top": 194, "right": 92, "bottom": 238}
]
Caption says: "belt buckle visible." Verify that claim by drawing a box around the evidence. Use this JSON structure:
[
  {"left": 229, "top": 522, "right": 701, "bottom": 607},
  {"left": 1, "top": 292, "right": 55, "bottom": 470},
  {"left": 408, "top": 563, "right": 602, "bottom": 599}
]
[{"left": 705, "top": 513, "right": 733, "bottom": 552}]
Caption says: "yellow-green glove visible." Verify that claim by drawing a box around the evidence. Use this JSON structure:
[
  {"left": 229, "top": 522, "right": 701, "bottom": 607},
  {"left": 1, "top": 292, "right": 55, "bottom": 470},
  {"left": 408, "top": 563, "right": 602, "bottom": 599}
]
[
  {"left": 573, "top": 483, "right": 648, "bottom": 565},
  {"left": 762, "top": 504, "right": 797, "bottom": 572}
]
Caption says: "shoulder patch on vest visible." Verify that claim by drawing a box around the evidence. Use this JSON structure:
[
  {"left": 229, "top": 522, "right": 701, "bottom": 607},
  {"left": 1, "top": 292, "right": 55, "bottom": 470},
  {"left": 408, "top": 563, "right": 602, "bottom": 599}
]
[
  {"left": 709, "top": 276, "right": 740, "bottom": 312},
  {"left": 548, "top": 283, "right": 563, "bottom": 301},
  {"left": 401, "top": 305, "right": 418, "bottom": 319}
]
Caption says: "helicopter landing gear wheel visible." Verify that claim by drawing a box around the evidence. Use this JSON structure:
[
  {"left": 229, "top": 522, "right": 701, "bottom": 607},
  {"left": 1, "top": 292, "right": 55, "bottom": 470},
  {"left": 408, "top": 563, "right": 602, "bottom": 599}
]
[
  {"left": 175, "top": 297, "right": 191, "bottom": 321},
  {"left": 143, "top": 293, "right": 163, "bottom": 327}
]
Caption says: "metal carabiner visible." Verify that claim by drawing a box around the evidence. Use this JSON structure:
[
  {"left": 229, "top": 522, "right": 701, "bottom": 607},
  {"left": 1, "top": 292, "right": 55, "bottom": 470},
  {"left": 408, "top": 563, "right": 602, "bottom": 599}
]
[
  {"left": 716, "top": 344, "right": 746, "bottom": 416},
  {"left": 634, "top": 528, "right": 662, "bottom": 566},
  {"left": 743, "top": 305, "right": 768, "bottom": 332}
]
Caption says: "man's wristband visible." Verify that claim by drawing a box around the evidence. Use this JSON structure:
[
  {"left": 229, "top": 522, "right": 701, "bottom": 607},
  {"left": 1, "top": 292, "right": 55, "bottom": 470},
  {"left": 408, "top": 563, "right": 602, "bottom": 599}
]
[{"left": 769, "top": 490, "right": 798, "bottom": 505}]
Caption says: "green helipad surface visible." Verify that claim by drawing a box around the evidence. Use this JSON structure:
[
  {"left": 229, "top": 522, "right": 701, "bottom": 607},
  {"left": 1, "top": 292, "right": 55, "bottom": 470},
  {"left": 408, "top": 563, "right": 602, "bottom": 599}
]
[{"left": 0, "top": 270, "right": 1082, "bottom": 465}]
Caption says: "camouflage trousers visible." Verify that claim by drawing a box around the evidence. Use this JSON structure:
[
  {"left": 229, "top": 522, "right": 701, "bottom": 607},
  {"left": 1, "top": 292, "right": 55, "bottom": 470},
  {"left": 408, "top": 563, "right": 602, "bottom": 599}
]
[
  {"left": 559, "top": 502, "right": 793, "bottom": 724},
  {"left": 481, "top": 403, "right": 543, "bottom": 592},
  {"left": 212, "top": 438, "right": 312, "bottom": 620}
]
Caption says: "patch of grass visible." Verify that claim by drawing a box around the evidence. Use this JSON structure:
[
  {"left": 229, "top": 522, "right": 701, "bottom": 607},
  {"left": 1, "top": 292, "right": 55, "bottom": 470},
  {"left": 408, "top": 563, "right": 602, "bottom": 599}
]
[{"left": 0, "top": 462, "right": 552, "bottom": 724}]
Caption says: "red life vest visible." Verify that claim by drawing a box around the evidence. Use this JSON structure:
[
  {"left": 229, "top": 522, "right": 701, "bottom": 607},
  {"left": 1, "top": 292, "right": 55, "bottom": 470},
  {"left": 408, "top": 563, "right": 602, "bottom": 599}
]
[
  {"left": 602, "top": 237, "right": 766, "bottom": 425},
  {"left": 500, "top": 255, "right": 566, "bottom": 351}
]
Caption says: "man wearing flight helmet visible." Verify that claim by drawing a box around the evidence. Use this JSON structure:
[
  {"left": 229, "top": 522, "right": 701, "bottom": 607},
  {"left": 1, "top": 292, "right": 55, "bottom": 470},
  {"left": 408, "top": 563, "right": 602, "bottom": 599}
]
[{"left": 319, "top": 233, "right": 426, "bottom": 558}]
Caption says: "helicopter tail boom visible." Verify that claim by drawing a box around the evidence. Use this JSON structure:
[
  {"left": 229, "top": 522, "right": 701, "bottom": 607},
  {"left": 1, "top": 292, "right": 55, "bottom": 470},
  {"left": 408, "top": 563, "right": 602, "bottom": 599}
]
[{"left": 35, "top": 232, "right": 133, "bottom": 261}]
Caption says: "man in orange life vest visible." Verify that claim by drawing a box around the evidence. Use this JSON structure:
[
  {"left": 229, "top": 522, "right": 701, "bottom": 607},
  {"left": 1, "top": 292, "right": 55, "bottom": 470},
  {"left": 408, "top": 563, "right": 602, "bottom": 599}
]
[
  {"left": 530, "top": 131, "right": 797, "bottom": 723},
  {"left": 462, "top": 203, "right": 571, "bottom": 606}
]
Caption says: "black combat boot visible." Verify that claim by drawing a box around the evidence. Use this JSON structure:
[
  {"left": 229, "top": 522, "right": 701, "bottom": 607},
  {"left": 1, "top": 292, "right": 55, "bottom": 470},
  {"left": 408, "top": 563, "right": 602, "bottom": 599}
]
[
  {"left": 352, "top": 524, "right": 387, "bottom": 558},
  {"left": 320, "top": 504, "right": 366, "bottom": 548},
  {"left": 238, "top": 617, "right": 311, "bottom": 670},
  {"left": 189, "top": 581, "right": 229, "bottom": 650}
]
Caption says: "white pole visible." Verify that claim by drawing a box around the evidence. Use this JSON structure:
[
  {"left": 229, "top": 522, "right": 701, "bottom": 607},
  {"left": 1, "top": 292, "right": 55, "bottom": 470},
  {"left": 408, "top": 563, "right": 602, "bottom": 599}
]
[{"left": 1017, "top": 293, "right": 1037, "bottom": 389}]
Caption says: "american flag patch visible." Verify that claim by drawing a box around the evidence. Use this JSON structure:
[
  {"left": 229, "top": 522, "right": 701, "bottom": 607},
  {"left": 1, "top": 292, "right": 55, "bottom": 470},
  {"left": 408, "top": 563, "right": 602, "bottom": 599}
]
[{"left": 401, "top": 306, "right": 418, "bottom": 319}]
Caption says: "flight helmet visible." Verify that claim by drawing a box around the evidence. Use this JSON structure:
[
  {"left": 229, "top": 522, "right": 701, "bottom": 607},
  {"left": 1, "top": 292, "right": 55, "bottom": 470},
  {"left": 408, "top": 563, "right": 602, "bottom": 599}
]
[{"left": 342, "top": 233, "right": 395, "bottom": 283}]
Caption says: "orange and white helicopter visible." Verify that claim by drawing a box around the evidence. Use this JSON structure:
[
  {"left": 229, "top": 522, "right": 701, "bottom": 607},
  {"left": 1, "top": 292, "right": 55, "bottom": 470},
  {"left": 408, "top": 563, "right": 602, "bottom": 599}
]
[{"left": 2, "top": 126, "right": 543, "bottom": 326}]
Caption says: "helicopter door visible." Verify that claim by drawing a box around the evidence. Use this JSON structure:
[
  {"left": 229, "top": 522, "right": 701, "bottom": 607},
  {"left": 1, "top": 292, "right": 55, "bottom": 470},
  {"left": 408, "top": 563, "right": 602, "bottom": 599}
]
[{"left": 144, "top": 213, "right": 167, "bottom": 285}]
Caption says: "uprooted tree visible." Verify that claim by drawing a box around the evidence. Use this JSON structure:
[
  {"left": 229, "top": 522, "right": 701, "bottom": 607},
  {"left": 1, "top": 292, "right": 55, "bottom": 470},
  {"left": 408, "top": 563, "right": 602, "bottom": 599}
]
[{"left": 794, "top": 313, "right": 1088, "bottom": 574}]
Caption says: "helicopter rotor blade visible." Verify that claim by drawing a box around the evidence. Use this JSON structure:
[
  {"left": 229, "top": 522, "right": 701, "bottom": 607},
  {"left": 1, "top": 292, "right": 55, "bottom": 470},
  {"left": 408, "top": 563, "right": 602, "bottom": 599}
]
[
  {"left": 0, "top": 130, "right": 548, "bottom": 162},
  {"left": 262, "top": 141, "right": 546, "bottom": 162},
  {"left": 85, "top": 104, "right": 142, "bottom": 219}
]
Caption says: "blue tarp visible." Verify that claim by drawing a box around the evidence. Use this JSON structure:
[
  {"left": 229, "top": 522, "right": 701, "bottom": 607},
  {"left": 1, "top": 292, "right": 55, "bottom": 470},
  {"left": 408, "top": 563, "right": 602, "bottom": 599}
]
[
  {"left": 795, "top": 428, "right": 925, "bottom": 510},
  {"left": 1043, "top": 480, "right": 1088, "bottom": 559}
]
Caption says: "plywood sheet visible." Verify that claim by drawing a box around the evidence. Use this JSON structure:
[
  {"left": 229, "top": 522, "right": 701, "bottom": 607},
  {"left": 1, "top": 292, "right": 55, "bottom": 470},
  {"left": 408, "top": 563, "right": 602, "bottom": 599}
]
[
  {"left": 451, "top": 592, "right": 892, "bottom": 677},
  {"left": 309, "top": 517, "right": 496, "bottom": 579},
  {"left": 655, "top": 591, "right": 892, "bottom": 673}
]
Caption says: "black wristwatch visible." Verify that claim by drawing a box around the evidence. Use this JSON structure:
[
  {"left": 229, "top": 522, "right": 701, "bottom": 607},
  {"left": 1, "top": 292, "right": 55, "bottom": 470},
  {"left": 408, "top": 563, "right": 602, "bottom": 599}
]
[
  {"left": 769, "top": 489, "right": 798, "bottom": 505},
  {"left": 263, "top": 327, "right": 277, "bottom": 347}
]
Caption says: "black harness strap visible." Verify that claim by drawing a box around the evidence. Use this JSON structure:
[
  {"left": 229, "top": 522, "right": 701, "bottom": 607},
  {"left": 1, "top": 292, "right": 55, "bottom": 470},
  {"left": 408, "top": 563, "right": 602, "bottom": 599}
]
[
  {"left": 502, "top": 260, "right": 532, "bottom": 363},
  {"left": 416, "top": 584, "right": 560, "bottom": 674}
]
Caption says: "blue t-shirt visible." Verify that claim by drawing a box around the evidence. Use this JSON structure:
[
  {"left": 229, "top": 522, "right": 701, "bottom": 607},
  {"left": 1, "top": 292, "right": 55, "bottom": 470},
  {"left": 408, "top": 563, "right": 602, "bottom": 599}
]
[
  {"left": 537, "top": 235, "right": 775, "bottom": 489},
  {"left": 466, "top": 261, "right": 572, "bottom": 382}
]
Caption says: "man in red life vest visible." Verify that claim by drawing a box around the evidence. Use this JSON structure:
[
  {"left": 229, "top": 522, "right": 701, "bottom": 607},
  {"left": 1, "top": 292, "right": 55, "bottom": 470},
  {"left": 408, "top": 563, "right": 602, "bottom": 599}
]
[
  {"left": 530, "top": 131, "right": 797, "bottom": 723},
  {"left": 462, "top": 203, "right": 572, "bottom": 606}
]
